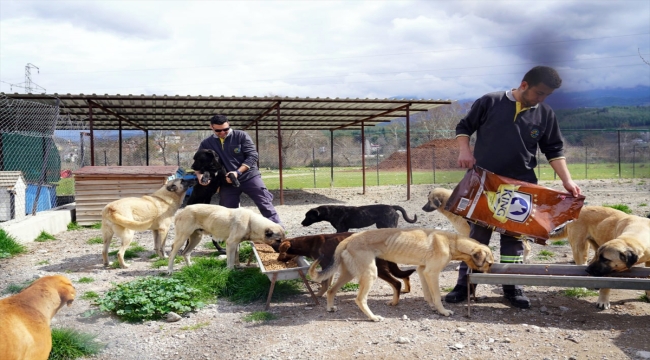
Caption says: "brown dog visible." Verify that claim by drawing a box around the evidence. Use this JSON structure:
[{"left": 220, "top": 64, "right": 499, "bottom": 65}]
[
  {"left": 0, "top": 275, "right": 76, "bottom": 360},
  {"left": 310, "top": 228, "right": 494, "bottom": 321},
  {"left": 270, "top": 232, "right": 415, "bottom": 304},
  {"left": 422, "top": 187, "right": 531, "bottom": 261},
  {"left": 551, "top": 205, "right": 650, "bottom": 308}
]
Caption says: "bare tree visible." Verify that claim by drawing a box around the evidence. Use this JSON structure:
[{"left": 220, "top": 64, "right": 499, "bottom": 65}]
[{"left": 414, "top": 101, "right": 471, "bottom": 141}]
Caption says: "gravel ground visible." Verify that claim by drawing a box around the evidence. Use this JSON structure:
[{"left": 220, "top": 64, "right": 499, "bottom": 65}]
[{"left": 1, "top": 179, "right": 650, "bottom": 360}]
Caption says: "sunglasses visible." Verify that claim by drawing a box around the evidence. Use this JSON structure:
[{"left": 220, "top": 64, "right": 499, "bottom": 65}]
[{"left": 213, "top": 128, "right": 230, "bottom": 133}]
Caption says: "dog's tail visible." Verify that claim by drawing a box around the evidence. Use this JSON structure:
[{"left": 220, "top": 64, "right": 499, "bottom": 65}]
[
  {"left": 308, "top": 239, "right": 348, "bottom": 282},
  {"left": 386, "top": 261, "right": 416, "bottom": 279},
  {"left": 392, "top": 206, "right": 417, "bottom": 223},
  {"left": 106, "top": 207, "right": 153, "bottom": 230}
]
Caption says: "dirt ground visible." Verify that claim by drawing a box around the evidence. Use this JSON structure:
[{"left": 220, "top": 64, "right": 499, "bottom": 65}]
[{"left": 1, "top": 178, "right": 649, "bottom": 360}]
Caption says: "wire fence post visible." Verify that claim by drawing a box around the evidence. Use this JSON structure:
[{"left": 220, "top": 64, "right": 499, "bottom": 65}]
[
  {"left": 585, "top": 145, "right": 588, "bottom": 179},
  {"left": 618, "top": 130, "right": 621, "bottom": 179},
  {"left": 432, "top": 146, "right": 436, "bottom": 184},
  {"left": 312, "top": 147, "right": 316, "bottom": 188},
  {"left": 376, "top": 149, "right": 379, "bottom": 186}
]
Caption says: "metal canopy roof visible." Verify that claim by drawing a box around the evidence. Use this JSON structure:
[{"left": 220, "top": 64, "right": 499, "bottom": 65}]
[{"left": 3, "top": 93, "right": 452, "bottom": 131}]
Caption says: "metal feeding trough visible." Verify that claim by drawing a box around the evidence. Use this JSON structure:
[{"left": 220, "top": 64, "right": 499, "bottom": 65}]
[
  {"left": 248, "top": 242, "right": 319, "bottom": 310},
  {"left": 466, "top": 263, "right": 650, "bottom": 316}
]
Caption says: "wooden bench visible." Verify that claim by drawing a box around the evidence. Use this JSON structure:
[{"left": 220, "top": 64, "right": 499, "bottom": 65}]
[{"left": 466, "top": 264, "right": 650, "bottom": 316}]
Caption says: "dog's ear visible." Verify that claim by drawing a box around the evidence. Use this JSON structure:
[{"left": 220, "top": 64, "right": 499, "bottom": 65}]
[
  {"left": 278, "top": 241, "right": 290, "bottom": 254},
  {"left": 471, "top": 249, "right": 487, "bottom": 268},
  {"left": 432, "top": 198, "right": 442, "bottom": 208},
  {"left": 308, "top": 209, "right": 319, "bottom": 217},
  {"left": 622, "top": 249, "right": 639, "bottom": 269}
]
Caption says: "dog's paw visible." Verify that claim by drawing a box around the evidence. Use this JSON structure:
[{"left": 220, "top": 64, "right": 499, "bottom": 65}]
[
  {"left": 327, "top": 306, "right": 338, "bottom": 312},
  {"left": 438, "top": 308, "right": 454, "bottom": 317},
  {"left": 596, "top": 301, "right": 610, "bottom": 310},
  {"left": 370, "top": 315, "right": 384, "bottom": 322},
  {"left": 386, "top": 300, "right": 399, "bottom": 306}
]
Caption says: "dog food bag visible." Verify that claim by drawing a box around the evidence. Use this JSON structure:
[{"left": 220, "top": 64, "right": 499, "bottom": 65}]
[{"left": 445, "top": 166, "right": 585, "bottom": 244}]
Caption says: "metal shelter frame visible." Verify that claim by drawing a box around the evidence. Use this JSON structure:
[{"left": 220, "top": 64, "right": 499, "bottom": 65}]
[{"left": 3, "top": 93, "right": 453, "bottom": 202}]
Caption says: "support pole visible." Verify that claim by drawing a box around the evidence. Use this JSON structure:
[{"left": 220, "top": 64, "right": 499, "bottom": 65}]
[
  {"left": 405, "top": 104, "right": 411, "bottom": 200},
  {"left": 118, "top": 120, "right": 123, "bottom": 166},
  {"left": 145, "top": 129, "right": 149, "bottom": 166},
  {"left": 276, "top": 104, "right": 284, "bottom": 205},
  {"left": 361, "top": 122, "right": 366, "bottom": 195},
  {"left": 330, "top": 130, "right": 334, "bottom": 187},
  {"left": 89, "top": 103, "right": 95, "bottom": 166}
]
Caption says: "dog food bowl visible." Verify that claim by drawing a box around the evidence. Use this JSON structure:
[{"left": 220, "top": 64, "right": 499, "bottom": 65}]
[{"left": 249, "top": 242, "right": 319, "bottom": 309}]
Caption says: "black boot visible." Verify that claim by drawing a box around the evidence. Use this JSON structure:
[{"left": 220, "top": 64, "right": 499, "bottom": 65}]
[
  {"left": 503, "top": 287, "right": 531, "bottom": 309},
  {"left": 444, "top": 284, "right": 476, "bottom": 303}
]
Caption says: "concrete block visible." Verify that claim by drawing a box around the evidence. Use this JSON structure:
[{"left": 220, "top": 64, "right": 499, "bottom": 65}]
[{"left": 0, "top": 204, "right": 76, "bottom": 244}]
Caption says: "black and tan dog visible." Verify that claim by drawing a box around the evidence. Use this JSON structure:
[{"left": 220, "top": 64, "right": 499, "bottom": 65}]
[
  {"left": 0, "top": 275, "right": 76, "bottom": 360},
  {"left": 186, "top": 149, "right": 240, "bottom": 253},
  {"left": 301, "top": 204, "right": 417, "bottom": 232},
  {"left": 310, "top": 228, "right": 494, "bottom": 321},
  {"left": 270, "top": 232, "right": 415, "bottom": 304},
  {"left": 551, "top": 205, "right": 650, "bottom": 309}
]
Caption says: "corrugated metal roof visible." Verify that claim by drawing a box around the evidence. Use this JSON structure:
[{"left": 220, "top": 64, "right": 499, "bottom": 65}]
[
  {"left": 0, "top": 171, "right": 26, "bottom": 188},
  {"left": 2, "top": 93, "right": 453, "bottom": 131}
]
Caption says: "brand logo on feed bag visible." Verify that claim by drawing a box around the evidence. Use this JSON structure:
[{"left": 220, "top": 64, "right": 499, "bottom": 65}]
[{"left": 484, "top": 184, "right": 533, "bottom": 223}]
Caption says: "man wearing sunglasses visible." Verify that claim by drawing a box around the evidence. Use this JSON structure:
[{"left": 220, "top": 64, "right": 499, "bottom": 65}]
[{"left": 198, "top": 114, "right": 282, "bottom": 226}]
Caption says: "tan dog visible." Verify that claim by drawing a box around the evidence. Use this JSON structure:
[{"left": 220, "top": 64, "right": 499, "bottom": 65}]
[
  {"left": 551, "top": 205, "right": 650, "bottom": 308},
  {"left": 0, "top": 275, "right": 76, "bottom": 360},
  {"left": 101, "top": 178, "right": 195, "bottom": 268},
  {"left": 309, "top": 228, "right": 494, "bottom": 321},
  {"left": 168, "top": 204, "right": 285, "bottom": 273},
  {"left": 422, "top": 187, "right": 531, "bottom": 262}
]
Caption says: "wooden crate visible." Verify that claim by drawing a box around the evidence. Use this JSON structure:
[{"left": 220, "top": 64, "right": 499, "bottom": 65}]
[{"left": 73, "top": 166, "right": 181, "bottom": 226}]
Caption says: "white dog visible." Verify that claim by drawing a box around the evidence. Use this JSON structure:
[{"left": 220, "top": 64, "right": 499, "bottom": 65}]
[{"left": 167, "top": 204, "right": 285, "bottom": 273}]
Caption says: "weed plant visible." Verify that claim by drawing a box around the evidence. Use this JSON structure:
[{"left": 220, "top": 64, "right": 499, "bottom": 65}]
[
  {"left": 243, "top": 311, "right": 277, "bottom": 322},
  {"left": 49, "top": 328, "right": 104, "bottom": 360},
  {"left": 562, "top": 287, "right": 598, "bottom": 298},
  {"left": 35, "top": 231, "right": 57, "bottom": 242},
  {"left": 0, "top": 229, "right": 26, "bottom": 258}
]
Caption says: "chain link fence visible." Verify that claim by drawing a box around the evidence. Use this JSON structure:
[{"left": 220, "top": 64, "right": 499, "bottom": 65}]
[{"left": 0, "top": 94, "right": 86, "bottom": 221}]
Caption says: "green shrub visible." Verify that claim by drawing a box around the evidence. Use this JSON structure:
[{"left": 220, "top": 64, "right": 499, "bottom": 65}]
[
  {"left": 95, "top": 277, "right": 203, "bottom": 322},
  {"left": 78, "top": 277, "right": 94, "bottom": 284},
  {"left": 49, "top": 328, "right": 104, "bottom": 360},
  {"left": 35, "top": 231, "right": 57, "bottom": 242},
  {"left": 67, "top": 222, "right": 83, "bottom": 231},
  {"left": 108, "top": 244, "right": 146, "bottom": 260},
  {"left": 341, "top": 282, "right": 359, "bottom": 292},
  {"left": 89, "top": 222, "right": 102, "bottom": 229},
  {"left": 537, "top": 249, "right": 555, "bottom": 260},
  {"left": 0, "top": 229, "right": 27, "bottom": 258},
  {"left": 81, "top": 291, "right": 99, "bottom": 300},
  {"left": 2, "top": 280, "right": 34, "bottom": 295},
  {"left": 550, "top": 240, "right": 568, "bottom": 246}
]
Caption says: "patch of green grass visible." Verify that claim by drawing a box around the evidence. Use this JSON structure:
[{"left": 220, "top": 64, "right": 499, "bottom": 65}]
[
  {"left": 108, "top": 244, "right": 146, "bottom": 260},
  {"left": 35, "top": 231, "right": 57, "bottom": 242},
  {"left": 89, "top": 222, "right": 102, "bottom": 229},
  {"left": 537, "top": 249, "right": 555, "bottom": 260},
  {"left": 78, "top": 277, "right": 94, "bottom": 284},
  {"left": 96, "top": 277, "right": 204, "bottom": 322},
  {"left": 49, "top": 327, "right": 104, "bottom": 360},
  {"left": 55, "top": 177, "right": 75, "bottom": 196},
  {"left": 442, "top": 286, "right": 455, "bottom": 293},
  {"left": 639, "top": 293, "right": 649, "bottom": 303},
  {"left": 0, "top": 229, "right": 27, "bottom": 258},
  {"left": 242, "top": 311, "right": 277, "bottom": 322},
  {"left": 603, "top": 204, "right": 632, "bottom": 214},
  {"left": 37, "top": 260, "right": 50, "bottom": 265},
  {"left": 341, "top": 282, "right": 359, "bottom": 292},
  {"left": 639, "top": 203, "right": 647, "bottom": 207},
  {"left": 550, "top": 240, "right": 568, "bottom": 246},
  {"left": 562, "top": 287, "right": 599, "bottom": 298},
  {"left": 81, "top": 291, "right": 100, "bottom": 300},
  {"left": 2, "top": 280, "right": 34, "bottom": 295},
  {"left": 152, "top": 257, "right": 183, "bottom": 268},
  {"left": 171, "top": 257, "right": 302, "bottom": 304},
  {"left": 86, "top": 237, "right": 103, "bottom": 245},
  {"left": 67, "top": 222, "right": 83, "bottom": 231},
  {"left": 181, "top": 321, "right": 211, "bottom": 330}
]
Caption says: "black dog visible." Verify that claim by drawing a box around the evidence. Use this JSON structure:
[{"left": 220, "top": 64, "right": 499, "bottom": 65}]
[
  {"left": 301, "top": 204, "right": 417, "bottom": 232},
  {"left": 185, "top": 149, "right": 240, "bottom": 253}
]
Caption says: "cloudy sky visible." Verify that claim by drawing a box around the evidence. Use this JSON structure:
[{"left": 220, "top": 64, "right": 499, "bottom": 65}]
[{"left": 1, "top": 0, "right": 649, "bottom": 101}]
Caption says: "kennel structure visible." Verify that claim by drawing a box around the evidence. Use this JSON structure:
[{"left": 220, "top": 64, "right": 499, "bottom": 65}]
[
  {"left": 73, "top": 165, "right": 182, "bottom": 225},
  {"left": 0, "top": 171, "right": 27, "bottom": 222}
]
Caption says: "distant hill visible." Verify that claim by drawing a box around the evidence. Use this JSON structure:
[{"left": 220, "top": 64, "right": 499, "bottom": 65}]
[{"left": 545, "top": 86, "right": 650, "bottom": 109}]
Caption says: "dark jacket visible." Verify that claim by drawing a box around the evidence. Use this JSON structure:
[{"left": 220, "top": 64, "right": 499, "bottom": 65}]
[
  {"left": 198, "top": 130, "right": 261, "bottom": 183},
  {"left": 456, "top": 91, "right": 564, "bottom": 182}
]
